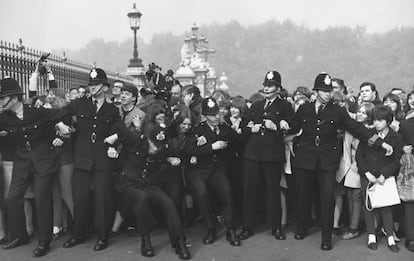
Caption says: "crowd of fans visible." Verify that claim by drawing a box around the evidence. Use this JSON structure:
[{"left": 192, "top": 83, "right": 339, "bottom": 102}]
[{"left": 0, "top": 60, "right": 414, "bottom": 259}]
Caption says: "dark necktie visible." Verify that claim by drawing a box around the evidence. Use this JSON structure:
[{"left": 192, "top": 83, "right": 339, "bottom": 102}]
[
  {"left": 317, "top": 104, "right": 324, "bottom": 115},
  {"left": 215, "top": 127, "right": 220, "bottom": 135},
  {"left": 93, "top": 100, "right": 99, "bottom": 113},
  {"left": 264, "top": 100, "right": 272, "bottom": 111}
]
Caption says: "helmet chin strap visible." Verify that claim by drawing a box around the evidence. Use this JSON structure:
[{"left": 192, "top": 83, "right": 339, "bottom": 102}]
[
  {"left": 1, "top": 96, "right": 13, "bottom": 109},
  {"left": 92, "top": 84, "right": 105, "bottom": 98},
  {"left": 316, "top": 91, "right": 330, "bottom": 105}
]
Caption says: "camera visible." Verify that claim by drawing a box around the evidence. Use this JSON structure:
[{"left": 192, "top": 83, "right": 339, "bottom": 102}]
[{"left": 38, "top": 53, "right": 50, "bottom": 76}]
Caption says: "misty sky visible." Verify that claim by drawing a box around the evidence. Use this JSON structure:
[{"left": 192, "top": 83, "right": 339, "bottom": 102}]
[{"left": 1, "top": 0, "right": 414, "bottom": 51}]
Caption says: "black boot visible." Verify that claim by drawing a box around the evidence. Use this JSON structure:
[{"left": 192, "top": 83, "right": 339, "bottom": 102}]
[
  {"left": 226, "top": 229, "right": 241, "bottom": 246},
  {"left": 175, "top": 237, "right": 191, "bottom": 260},
  {"left": 203, "top": 229, "right": 216, "bottom": 245},
  {"left": 3, "top": 237, "right": 29, "bottom": 249},
  {"left": 33, "top": 241, "right": 50, "bottom": 257},
  {"left": 141, "top": 234, "right": 154, "bottom": 257},
  {"left": 238, "top": 227, "right": 254, "bottom": 240}
]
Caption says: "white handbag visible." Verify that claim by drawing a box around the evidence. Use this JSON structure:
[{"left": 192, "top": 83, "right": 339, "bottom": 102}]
[{"left": 365, "top": 177, "right": 401, "bottom": 211}]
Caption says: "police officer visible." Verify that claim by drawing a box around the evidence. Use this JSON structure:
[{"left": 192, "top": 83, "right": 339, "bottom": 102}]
[
  {"left": 238, "top": 70, "right": 295, "bottom": 241},
  {"left": 185, "top": 97, "right": 241, "bottom": 246},
  {"left": 0, "top": 77, "right": 60, "bottom": 257},
  {"left": 114, "top": 123, "right": 191, "bottom": 259},
  {"left": 291, "top": 72, "right": 393, "bottom": 250},
  {"left": 61, "top": 68, "right": 126, "bottom": 251}
]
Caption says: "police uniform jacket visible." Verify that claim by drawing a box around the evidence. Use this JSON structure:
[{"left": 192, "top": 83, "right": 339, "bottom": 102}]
[
  {"left": 356, "top": 129, "right": 403, "bottom": 178},
  {"left": 185, "top": 121, "right": 237, "bottom": 170},
  {"left": 291, "top": 101, "right": 383, "bottom": 171},
  {"left": 0, "top": 105, "right": 59, "bottom": 176},
  {"left": 243, "top": 97, "right": 295, "bottom": 163},
  {"left": 62, "top": 97, "right": 126, "bottom": 171},
  {"left": 399, "top": 118, "right": 414, "bottom": 147},
  {"left": 115, "top": 135, "right": 169, "bottom": 192}
]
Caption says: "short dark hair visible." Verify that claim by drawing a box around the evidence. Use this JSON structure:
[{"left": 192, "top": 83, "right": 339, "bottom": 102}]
[
  {"left": 182, "top": 85, "right": 200, "bottom": 98},
  {"left": 113, "top": 80, "right": 124, "bottom": 86},
  {"left": 360, "top": 81, "right": 380, "bottom": 101},
  {"left": 360, "top": 82, "right": 376, "bottom": 92},
  {"left": 373, "top": 105, "right": 393, "bottom": 125}
]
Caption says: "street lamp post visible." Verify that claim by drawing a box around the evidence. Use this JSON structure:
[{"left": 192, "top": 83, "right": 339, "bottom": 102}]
[{"left": 126, "top": 3, "right": 145, "bottom": 88}]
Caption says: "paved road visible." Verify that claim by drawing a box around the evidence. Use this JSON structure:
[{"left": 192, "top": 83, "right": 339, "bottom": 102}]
[{"left": 0, "top": 224, "right": 412, "bottom": 261}]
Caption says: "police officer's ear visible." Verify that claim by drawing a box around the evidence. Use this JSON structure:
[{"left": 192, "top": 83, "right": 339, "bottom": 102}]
[{"left": 103, "top": 84, "right": 109, "bottom": 93}]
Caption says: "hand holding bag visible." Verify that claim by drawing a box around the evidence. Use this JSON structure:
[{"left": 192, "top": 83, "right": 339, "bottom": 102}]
[{"left": 365, "top": 177, "right": 401, "bottom": 211}]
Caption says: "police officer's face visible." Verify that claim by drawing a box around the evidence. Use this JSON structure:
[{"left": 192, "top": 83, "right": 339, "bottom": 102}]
[
  {"left": 263, "top": 85, "right": 277, "bottom": 100},
  {"left": 120, "top": 91, "right": 135, "bottom": 105},
  {"left": 205, "top": 113, "right": 220, "bottom": 127},
  {"left": 316, "top": 90, "right": 332, "bottom": 104},
  {"left": 360, "top": 86, "right": 375, "bottom": 102},
  {"left": 89, "top": 83, "right": 106, "bottom": 97},
  {"left": 0, "top": 96, "right": 15, "bottom": 110}
]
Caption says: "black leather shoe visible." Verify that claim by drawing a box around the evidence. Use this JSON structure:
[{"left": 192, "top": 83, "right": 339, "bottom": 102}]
[
  {"left": 368, "top": 242, "right": 377, "bottom": 250},
  {"left": 0, "top": 235, "right": 8, "bottom": 245},
  {"left": 226, "top": 229, "right": 241, "bottom": 246},
  {"left": 272, "top": 227, "right": 286, "bottom": 240},
  {"left": 321, "top": 241, "right": 332, "bottom": 251},
  {"left": 406, "top": 240, "right": 414, "bottom": 252},
  {"left": 3, "top": 237, "right": 29, "bottom": 249},
  {"left": 141, "top": 234, "right": 154, "bottom": 257},
  {"left": 94, "top": 239, "right": 108, "bottom": 251},
  {"left": 33, "top": 241, "right": 50, "bottom": 257},
  {"left": 175, "top": 237, "right": 191, "bottom": 260},
  {"left": 238, "top": 228, "right": 253, "bottom": 240},
  {"left": 62, "top": 237, "right": 84, "bottom": 248},
  {"left": 203, "top": 229, "right": 216, "bottom": 245},
  {"left": 388, "top": 243, "right": 399, "bottom": 253},
  {"left": 294, "top": 231, "right": 308, "bottom": 240}
]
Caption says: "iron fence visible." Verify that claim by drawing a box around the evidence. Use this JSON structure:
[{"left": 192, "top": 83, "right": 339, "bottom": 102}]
[{"left": 0, "top": 40, "right": 135, "bottom": 97}]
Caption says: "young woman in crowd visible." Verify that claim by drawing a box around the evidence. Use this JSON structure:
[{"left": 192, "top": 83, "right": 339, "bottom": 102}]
[
  {"left": 383, "top": 93, "right": 405, "bottom": 132},
  {"left": 356, "top": 105, "right": 403, "bottom": 252},
  {"left": 163, "top": 105, "right": 193, "bottom": 217},
  {"left": 339, "top": 103, "right": 375, "bottom": 240}
]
